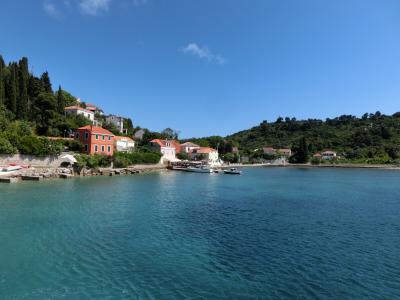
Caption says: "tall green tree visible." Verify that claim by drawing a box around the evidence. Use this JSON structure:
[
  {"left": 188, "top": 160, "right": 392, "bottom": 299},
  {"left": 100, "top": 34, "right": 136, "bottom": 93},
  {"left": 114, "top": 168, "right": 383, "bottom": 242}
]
[
  {"left": 6, "top": 63, "right": 19, "bottom": 116},
  {"left": 0, "top": 55, "right": 5, "bottom": 105},
  {"left": 17, "top": 57, "right": 29, "bottom": 119},
  {"left": 40, "top": 71, "right": 52, "bottom": 93},
  {"left": 56, "top": 85, "right": 65, "bottom": 114},
  {"left": 290, "top": 137, "right": 310, "bottom": 163}
]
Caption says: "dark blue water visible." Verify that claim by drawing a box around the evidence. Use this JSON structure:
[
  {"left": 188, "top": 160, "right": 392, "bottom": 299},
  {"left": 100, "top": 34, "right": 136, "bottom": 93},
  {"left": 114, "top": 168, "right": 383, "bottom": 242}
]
[{"left": 1, "top": 168, "right": 400, "bottom": 299}]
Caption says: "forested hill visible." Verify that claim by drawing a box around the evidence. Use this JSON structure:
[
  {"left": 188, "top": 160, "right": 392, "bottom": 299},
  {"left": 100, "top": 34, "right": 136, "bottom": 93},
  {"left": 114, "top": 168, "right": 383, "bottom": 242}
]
[{"left": 227, "top": 113, "right": 400, "bottom": 162}]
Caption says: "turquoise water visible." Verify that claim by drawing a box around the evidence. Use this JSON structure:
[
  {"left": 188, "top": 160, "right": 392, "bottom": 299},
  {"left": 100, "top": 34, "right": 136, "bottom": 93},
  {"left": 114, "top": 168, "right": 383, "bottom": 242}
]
[{"left": 1, "top": 168, "right": 400, "bottom": 299}]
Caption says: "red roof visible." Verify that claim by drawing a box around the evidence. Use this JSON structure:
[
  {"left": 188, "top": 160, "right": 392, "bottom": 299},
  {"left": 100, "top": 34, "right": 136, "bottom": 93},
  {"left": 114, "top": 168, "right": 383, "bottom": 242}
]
[
  {"left": 150, "top": 139, "right": 181, "bottom": 153},
  {"left": 65, "top": 106, "right": 93, "bottom": 114},
  {"left": 78, "top": 126, "right": 114, "bottom": 136},
  {"left": 195, "top": 147, "right": 217, "bottom": 154}
]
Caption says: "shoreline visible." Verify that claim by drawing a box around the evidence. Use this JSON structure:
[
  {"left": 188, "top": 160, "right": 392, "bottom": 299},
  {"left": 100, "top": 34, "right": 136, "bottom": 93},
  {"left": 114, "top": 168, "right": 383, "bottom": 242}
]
[
  {"left": 2, "top": 162, "right": 400, "bottom": 184},
  {"left": 223, "top": 163, "right": 400, "bottom": 170}
]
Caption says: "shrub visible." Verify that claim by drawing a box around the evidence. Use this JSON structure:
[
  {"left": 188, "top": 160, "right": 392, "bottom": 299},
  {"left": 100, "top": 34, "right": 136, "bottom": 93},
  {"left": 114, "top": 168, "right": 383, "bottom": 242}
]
[
  {"left": 0, "top": 137, "right": 18, "bottom": 154},
  {"left": 113, "top": 151, "right": 162, "bottom": 167}
]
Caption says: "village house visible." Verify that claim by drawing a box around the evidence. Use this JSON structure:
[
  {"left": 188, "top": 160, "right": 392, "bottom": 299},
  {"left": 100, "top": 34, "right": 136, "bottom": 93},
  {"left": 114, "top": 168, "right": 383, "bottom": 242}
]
[
  {"left": 263, "top": 147, "right": 292, "bottom": 158},
  {"left": 277, "top": 148, "right": 292, "bottom": 157},
  {"left": 180, "top": 142, "right": 201, "bottom": 153},
  {"left": 313, "top": 153, "right": 323, "bottom": 159},
  {"left": 65, "top": 106, "right": 95, "bottom": 122},
  {"left": 190, "top": 147, "right": 219, "bottom": 164},
  {"left": 74, "top": 125, "right": 115, "bottom": 156},
  {"left": 114, "top": 136, "right": 135, "bottom": 153},
  {"left": 105, "top": 115, "right": 127, "bottom": 134},
  {"left": 85, "top": 103, "right": 103, "bottom": 115},
  {"left": 149, "top": 139, "right": 179, "bottom": 164},
  {"left": 263, "top": 147, "right": 276, "bottom": 155},
  {"left": 321, "top": 151, "right": 337, "bottom": 160},
  {"left": 232, "top": 147, "right": 239, "bottom": 154}
]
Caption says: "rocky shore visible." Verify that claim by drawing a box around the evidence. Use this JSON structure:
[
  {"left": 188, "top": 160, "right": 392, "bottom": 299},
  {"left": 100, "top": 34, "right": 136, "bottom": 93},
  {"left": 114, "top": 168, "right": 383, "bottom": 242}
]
[{"left": 0, "top": 164, "right": 167, "bottom": 183}]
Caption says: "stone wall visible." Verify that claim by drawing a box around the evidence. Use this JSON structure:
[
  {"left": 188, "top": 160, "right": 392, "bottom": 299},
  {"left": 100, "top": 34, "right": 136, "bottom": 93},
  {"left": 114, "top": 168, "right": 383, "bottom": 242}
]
[{"left": 0, "top": 153, "right": 68, "bottom": 167}]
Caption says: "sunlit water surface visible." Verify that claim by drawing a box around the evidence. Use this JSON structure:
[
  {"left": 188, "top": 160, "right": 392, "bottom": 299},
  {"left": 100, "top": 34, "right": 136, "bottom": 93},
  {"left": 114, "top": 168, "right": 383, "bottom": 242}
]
[{"left": 1, "top": 168, "right": 400, "bottom": 299}]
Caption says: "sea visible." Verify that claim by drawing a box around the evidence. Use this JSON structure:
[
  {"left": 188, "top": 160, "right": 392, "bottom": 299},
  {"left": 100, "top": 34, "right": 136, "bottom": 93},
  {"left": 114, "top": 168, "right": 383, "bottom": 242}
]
[{"left": 0, "top": 167, "right": 400, "bottom": 299}]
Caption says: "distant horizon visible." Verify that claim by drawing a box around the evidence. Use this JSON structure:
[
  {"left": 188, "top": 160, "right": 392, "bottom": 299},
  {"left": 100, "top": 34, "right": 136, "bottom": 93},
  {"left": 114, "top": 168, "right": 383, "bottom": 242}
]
[{"left": 2, "top": 0, "right": 400, "bottom": 137}]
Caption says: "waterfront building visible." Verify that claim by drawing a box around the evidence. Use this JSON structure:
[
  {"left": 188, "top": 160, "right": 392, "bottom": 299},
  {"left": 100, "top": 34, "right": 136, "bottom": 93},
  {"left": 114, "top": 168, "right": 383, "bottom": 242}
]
[
  {"left": 75, "top": 125, "right": 115, "bottom": 156},
  {"left": 149, "top": 139, "right": 178, "bottom": 164},
  {"left": 180, "top": 142, "right": 201, "bottom": 153},
  {"left": 64, "top": 106, "right": 95, "bottom": 122},
  {"left": 263, "top": 147, "right": 276, "bottom": 155},
  {"left": 277, "top": 148, "right": 292, "bottom": 157},
  {"left": 313, "top": 153, "right": 322, "bottom": 159},
  {"left": 114, "top": 136, "right": 135, "bottom": 153},
  {"left": 189, "top": 147, "right": 219, "bottom": 164},
  {"left": 321, "top": 151, "right": 337, "bottom": 160}
]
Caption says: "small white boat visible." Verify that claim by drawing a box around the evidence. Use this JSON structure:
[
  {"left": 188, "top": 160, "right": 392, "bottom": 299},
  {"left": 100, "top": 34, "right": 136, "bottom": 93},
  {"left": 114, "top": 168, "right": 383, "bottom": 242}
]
[
  {"left": 223, "top": 168, "right": 242, "bottom": 175},
  {"left": 2, "top": 165, "right": 23, "bottom": 172},
  {"left": 186, "top": 166, "right": 214, "bottom": 173}
]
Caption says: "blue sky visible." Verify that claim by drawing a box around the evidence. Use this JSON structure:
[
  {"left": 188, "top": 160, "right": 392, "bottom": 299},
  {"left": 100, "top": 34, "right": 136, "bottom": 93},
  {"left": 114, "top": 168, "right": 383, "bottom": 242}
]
[{"left": 1, "top": 0, "right": 400, "bottom": 138}]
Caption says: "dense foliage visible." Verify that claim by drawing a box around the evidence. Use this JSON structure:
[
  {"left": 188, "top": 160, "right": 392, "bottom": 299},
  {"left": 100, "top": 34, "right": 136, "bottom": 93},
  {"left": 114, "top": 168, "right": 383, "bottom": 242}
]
[
  {"left": 227, "top": 113, "right": 400, "bottom": 163},
  {"left": 113, "top": 152, "right": 162, "bottom": 168}
]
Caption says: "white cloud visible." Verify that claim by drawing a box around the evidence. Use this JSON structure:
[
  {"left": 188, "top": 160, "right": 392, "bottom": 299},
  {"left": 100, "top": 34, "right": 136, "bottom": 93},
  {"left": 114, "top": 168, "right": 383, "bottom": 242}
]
[
  {"left": 79, "top": 0, "right": 112, "bottom": 15},
  {"left": 181, "top": 43, "right": 226, "bottom": 65},
  {"left": 43, "top": 1, "right": 59, "bottom": 17}
]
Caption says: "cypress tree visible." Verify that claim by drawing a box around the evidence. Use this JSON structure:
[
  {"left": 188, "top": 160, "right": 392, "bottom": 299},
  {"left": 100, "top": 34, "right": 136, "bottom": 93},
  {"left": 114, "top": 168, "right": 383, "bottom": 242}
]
[
  {"left": 0, "top": 55, "right": 5, "bottom": 106},
  {"left": 17, "top": 57, "right": 29, "bottom": 119},
  {"left": 291, "top": 137, "right": 310, "bottom": 163},
  {"left": 40, "top": 71, "right": 53, "bottom": 93},
  {"left": 6, "top": 63, "right": 18, "bottom": 116},
  {"left": 56, "top": 85, "right": 65, "bottom": 114}
]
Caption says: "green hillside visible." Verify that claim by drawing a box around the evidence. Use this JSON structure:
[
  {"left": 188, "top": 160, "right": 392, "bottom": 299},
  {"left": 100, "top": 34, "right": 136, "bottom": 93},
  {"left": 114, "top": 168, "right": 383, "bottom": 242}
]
[{"left": 227, "top": 113, "right": 400, "bottom": 163}]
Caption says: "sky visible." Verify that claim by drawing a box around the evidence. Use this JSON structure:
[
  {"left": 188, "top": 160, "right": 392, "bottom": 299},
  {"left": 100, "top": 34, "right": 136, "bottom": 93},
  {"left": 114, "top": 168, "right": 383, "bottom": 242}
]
[{"left": 1, "top": 0, "right": 400, "bottom": 138}]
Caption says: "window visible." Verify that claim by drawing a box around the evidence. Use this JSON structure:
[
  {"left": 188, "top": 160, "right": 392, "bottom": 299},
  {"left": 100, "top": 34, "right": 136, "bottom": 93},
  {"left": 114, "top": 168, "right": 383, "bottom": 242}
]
[
  {"left": 102, "top": 135, "right": 105, "bottom": 140},
  {"left": 107, "top": 146, "right": 111, "bottom": 153},
  {"left": 101, "top": 145, "right": 105, "bottom": 152},
  {"left": 95, "top": 134, "right": 99, "bottom": 140},
  {"left": 94, "top": 145, "right": 98, "bottom": 152},
  {"left": 84, "top": 144, "right": 88, "bottom": 152},
  {"left": 108, "top": 136, "right": 111, "bottom": 141},
  {"left": 85, "top": 132, "right": 89, "bottom": 140},
  {"left": 75, "top": 132, "right": 79, "bottom": 139}
]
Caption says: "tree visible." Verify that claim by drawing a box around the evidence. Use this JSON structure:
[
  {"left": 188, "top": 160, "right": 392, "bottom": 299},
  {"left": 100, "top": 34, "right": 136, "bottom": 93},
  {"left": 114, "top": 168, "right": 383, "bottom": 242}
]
[
  {"left": 56, "top": 85, "right": 65, "bottom": 114},
  {"left": 6, "top": 63, "right": 19, "bottom": 116},
  {"left": 40, "top": 71, "right": 53, "bottom": 93},
  {"left": 17, "top": 57, "right": 29, "bottom": 119},
  {"left": 161, "top": 128, "right": 179, "bottom": 140},
  {"left": 0, "top": 55, "right": 5, "bottom": 105},
  {"left": 290, "top": 137, "right": 309, "bottom": 163}
]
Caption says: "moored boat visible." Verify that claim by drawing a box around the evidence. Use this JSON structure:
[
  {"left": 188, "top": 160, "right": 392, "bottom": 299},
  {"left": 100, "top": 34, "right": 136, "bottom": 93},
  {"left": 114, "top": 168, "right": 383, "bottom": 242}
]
[
  {"left": 223, "top": 168, "right": 242, "bottom": 175},
  {"left": 186, "top": 166, "right": 214, "bottom": 173},
  {"left": 2, "top": 165, "right": 23, "bottom": 172}
]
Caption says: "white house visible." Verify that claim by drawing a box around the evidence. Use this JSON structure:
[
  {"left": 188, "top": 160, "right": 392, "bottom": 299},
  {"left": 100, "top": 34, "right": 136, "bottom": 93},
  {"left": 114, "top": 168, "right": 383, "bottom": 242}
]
[
  {"left": 106, "top": 115, "right": 126, "bottom": 134},
  {"left": 64, "top": 106, "right": 94, "bottom": 122},
  {"left": 114, "top": 136, "right": 135, "bottom": 153},
  {"left": 189, "top": 147, "right": 219, "bottom": 165},
  {"left": 180, "top": 142, "right": 201, "bottom": 153},
  {"left": 322, "top": 151, "right": 337, "bottom": 160},
  {"left": 149, "top": 139, "right": 178, "bottom": 164}
]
